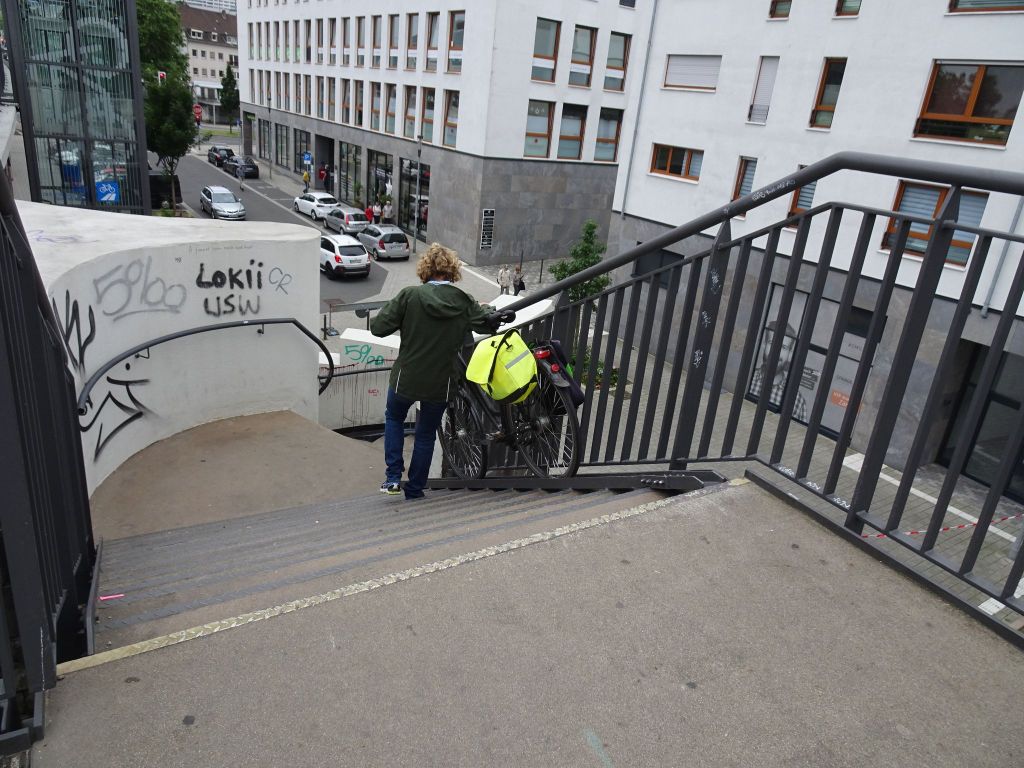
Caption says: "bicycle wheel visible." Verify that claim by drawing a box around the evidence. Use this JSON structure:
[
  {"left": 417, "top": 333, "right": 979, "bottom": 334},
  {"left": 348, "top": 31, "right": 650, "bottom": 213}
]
[
  {"left": 438, "top": 391, "right": 488, "bottom": 479},
  {"left": 507, "top": 370, "right": 581, "bottom": 479}
]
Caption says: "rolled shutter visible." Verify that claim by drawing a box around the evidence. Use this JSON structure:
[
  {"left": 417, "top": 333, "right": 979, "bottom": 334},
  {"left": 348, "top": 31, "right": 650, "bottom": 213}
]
[
  {"left": 665, "top": 55, "right": 722, "bottom": 89},
  {"left": 750, "top": 56, "right": 779, "bottom": 123}
]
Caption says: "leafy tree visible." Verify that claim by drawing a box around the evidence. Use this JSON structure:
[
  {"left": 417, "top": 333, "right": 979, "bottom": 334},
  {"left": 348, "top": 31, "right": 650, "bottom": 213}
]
[
  {"left": 135, "top": 0, "right": 187, "bottom": 80},
  {"left": 549, "top": 219, "right": 611, "bottom": 304},
  {"left": 220, "top": 64, "right": 239, "bottom": 131},
  {"left": 145, "top": 74, "right": 196, "bottom": 212}
]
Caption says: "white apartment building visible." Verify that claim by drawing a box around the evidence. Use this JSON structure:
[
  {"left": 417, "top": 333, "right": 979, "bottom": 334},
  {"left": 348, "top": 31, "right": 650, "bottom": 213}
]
[
  {"left": 610, "top": 0, "right": 1024, "bottom": 496},
  {"left": 184, "top": 0, "right": 237, "bottom": 14},
  {"left": 181, "top": 5, "right": 240, "bottom": 123},
  {"left": 237, "top": 0, "right": 649, "bottom": 264}
]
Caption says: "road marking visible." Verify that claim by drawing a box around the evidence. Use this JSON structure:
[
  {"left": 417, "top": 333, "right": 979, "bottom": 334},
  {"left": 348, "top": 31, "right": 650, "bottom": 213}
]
[
  {"left": 583, "top": 729, "right": 616, "bottom": 768},
  {"left": 57, "top": 493, "right": 693, "bottom": 676},
  {"left": 182, "top": 155, "right": 314, "bottom": 228}
]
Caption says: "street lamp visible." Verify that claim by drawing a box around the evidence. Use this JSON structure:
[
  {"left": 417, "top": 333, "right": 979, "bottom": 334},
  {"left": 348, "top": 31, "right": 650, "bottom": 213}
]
[
  {"left": 267, "top": 104, "right": 273, "bottom": 180},
  {"left": 413, "top": 133, "right": 422, "bottom": 256}
]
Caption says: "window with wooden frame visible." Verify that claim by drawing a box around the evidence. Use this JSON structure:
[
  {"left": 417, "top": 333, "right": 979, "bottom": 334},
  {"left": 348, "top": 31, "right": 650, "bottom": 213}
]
[
  {"left": 304, "top": 20, "right": 311, "bottom": 62},
  {"left": 384, "top": 84, "right": 397, "bottom": 133},
  {"left": 328, "top": 18, "right": 336, "bottom": 64},
  {"left": 524, "top": 100, "right": 554, "bottom": 157},
  {"left": 327, "top": 77, "right": 336, "bottom": 120},
  {"left": 356, "top": 16, "right": 365, "bottom": 66},
  {"left": 915, "top": 61, "right": 1024, "bottom": 145},
  {"left": 426, "top": 12, "right": 440, "bottom": 72},
  {"left": 274, "top": 22, "right": 280, "bottom": 61},
  {"left": 810, "top": 58, "right": 847, "bottom": 127},
  {"left": 949, "top": 0, "right": 1024, "bottom": 10},
  {"left": 769, "top": 0, "right": 791, "bottom": 18},
  {"left": 733, "top": 157, "right": 758, "bottom": 200},
  {"left": 532, "top": 18, "right": 560, "bottom": 82},
  {"left": 595, "top": 108, "right": 622, "bottom": 161},
  {"left": 406, "top": 13, "right": 419, "bottom": 70},
  {"left": 422, "top": 87, "right": 435, "bottom": 142},
  {"left": 294, "top": 21, "right": 301, "bottom": 63},
  {"left": 354, "top": 81, "right": 364, "bottom": 126},
  {"left": 293, "top": 73, "right": 300, "bottom": 112},
  {"left": 304, "top": 74, "right": 312, "bottom": 115},
  {"left": 284, "top": 21, "right": 291, "bottom": 61},
  {"left": 835, "top": 0, "right": 861, "bottom": 15},
  {"left": 404, "top": 86, "right": 417, "bottom": 138},
  {"left": 370, "top": 82, "right": 381, "bottom": 130},
  {"left": 371, "top": 15, "right": 382, "bottom": 67},
  {"left": 665, "top": 54, "right": 722, "bottom": 91},
  {"left": 341, "top": 79, "right": 351, "bottom": 123},
  {"left": 316, "top": 19, "right": 324, "bottom": 64},
  {"left": 443, "top": 90, "right": 460, "bottom": 147},
  {"left": 650, "top": 143, "right": 704, "bottom": 180},
  {"left": 605, "top": 32, "right": 630, "bottom": 91},
  {"left": 557, "top": 104, "right": 587, "bottom": 160},
  {"left": 787, "top": 166, "right": 816, "bottom": 220},
  {"left": 569, "top": 25, "right": 595, "bottom": 87},
  {"left": 388, "top": 14, "right": 399, "bottom": 68},
  {"left": 341, "top": 18, "right": 350, "bottom": 66},
  {"left": 882, "top": 181, "right": 988, "bottom": 266},
  {"left": 448, "top": 11, "right": 465, "bottom": 73},
  {"left": 316, "top": 76, "right": 324, "bottom": 117}
]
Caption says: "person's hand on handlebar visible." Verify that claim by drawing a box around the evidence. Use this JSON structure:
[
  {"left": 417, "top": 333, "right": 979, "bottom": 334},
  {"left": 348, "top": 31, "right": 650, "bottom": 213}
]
[{"left": 485, "top": 309, "right": 516, "bottom": 332}]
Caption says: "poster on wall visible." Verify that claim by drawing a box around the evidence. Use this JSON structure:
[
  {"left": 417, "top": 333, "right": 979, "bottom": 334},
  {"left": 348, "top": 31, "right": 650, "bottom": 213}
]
[{"left": 748, "top": 286, "right": 873, "bottom": 435}]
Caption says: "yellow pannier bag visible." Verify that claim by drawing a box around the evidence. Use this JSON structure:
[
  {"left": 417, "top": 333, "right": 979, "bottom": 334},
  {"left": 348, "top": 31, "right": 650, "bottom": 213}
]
[{"left": 465, "top": 329, "right": 538, "bottom": 405}]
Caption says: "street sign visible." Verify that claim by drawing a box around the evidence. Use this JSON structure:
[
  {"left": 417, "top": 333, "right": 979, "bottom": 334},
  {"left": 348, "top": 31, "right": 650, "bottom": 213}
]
[
  {"left": 96, "top": 180, "right": 120, "bottom": 204},
  {"left": 192, "top": 104, "right": 203, "bottom": 119},
  {"left": 303, "top": 151, "right": 312, "bottom": 165}
]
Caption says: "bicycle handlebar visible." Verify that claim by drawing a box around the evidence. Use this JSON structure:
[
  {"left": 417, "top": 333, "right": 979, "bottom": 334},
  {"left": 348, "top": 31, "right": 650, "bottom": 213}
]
[{"left": 485, "top": 309, "right": 516, "bottom": 332}]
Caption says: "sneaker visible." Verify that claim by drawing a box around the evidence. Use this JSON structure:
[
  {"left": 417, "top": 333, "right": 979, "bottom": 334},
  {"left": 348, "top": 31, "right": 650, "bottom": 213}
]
[{"left": 380, "top": 481, "right": 401, "bottom": 496}]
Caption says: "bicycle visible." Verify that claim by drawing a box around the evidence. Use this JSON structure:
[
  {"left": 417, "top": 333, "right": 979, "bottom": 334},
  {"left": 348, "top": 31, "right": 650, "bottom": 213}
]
[{"left": 438, "top": 311, "right": 582, "bottom": 480}]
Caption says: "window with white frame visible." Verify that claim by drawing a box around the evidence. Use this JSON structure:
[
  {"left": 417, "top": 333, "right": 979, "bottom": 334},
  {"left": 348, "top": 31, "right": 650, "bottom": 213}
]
[
  {"left": 664, "top": 54, "right": 722, "bottom": 90},
  {"left": 191, "top": 29, "right": 203, "bottom": 40}
]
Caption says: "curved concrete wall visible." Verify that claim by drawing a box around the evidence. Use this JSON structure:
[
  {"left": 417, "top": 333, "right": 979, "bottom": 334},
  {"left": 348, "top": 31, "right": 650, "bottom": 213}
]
[{"left": 24, "top": 202, "right": 321, "bottom": 495}]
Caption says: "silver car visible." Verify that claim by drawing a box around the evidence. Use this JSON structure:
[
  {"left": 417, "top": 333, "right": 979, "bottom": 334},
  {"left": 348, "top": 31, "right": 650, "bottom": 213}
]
[
  {"left": 358, "top": 224, "right": 411, "bottom": 261},
  {"left": 323, "top": 206, "right": 370, "bottom": 235},
  {"left": 199, "top": 185, "right": 246, "bottom": 220}
]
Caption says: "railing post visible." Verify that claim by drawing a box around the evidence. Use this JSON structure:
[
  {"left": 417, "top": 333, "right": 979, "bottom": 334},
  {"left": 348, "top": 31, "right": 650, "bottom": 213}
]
[
  {"left": 671, "top": 220, "right": 732, "bottom": 463},
  {"left": 550, "top": 290, "right": 572, "bottom": 345}
]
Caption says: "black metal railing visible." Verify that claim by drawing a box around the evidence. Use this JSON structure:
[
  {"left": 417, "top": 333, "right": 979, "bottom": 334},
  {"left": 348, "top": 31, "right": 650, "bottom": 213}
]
[
  {"left": 0, "top": 171, "right": 95, "bottom": 750},
  {"left": 498, "top": 152, "right": 1024, "bottom": 639}
]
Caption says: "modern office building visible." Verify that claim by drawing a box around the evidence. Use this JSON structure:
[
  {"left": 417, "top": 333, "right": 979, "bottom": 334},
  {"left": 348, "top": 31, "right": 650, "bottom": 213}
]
[
  {"left": 237, "top": 0, "right": 649, "bottom": 265},
  {"left": 609, "top": 0, "right": 1024, "bottom": 497},
  {"left": 2, "top": 0, "right": 150, "bottom": 214},
  {"left": 184, "top": 0, "right": 237, "bottom": 14},
  {"left": 181, "top": 6, "right": 241, "bottom": 124}
]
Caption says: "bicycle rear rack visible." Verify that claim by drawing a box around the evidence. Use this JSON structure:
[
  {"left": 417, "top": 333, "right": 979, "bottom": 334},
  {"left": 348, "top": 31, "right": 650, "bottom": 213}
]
[{"left": 426, "top": 469, "right": 726, "bottom": 494}]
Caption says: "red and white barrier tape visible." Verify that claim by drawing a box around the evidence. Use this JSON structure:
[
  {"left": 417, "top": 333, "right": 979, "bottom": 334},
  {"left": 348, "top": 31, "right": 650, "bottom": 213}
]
[{"left": 862, "top": 512, "right": 1024, "bottom": 540}]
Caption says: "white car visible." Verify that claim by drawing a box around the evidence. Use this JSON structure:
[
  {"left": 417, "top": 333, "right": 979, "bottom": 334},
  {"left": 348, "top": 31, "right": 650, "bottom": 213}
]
[
  {"left": 320, "top": 234, "right": 371, "bottom": 279},
  {"left": 293, "top": 192, "right": 339, "bottom": 220}
]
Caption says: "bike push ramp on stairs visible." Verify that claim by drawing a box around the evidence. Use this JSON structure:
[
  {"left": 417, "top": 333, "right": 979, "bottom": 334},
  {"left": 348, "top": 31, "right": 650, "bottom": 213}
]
[{"left": 427, "top": 469, "right": 726, "bottom": 494}]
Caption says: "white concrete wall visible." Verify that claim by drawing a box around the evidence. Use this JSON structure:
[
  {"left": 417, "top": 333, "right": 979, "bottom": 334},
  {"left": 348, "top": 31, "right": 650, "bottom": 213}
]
[
  {"left": 26, "top": 202, "right": 321, "bottom": 495},
  {"left": 237, "top": 0, "right": 650, "bottom": 159},
  {"left": 614, "top": 0, "right": 1024, "bottom": 313}
]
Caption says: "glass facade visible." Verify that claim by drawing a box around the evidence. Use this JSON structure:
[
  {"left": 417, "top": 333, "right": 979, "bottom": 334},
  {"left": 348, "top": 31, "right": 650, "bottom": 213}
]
[
  {"left": 274, "top": 123, "right": 289, "bottom": 167},
  {"left": 366, "top": 149, "right": 392, "bottom": 206},
  {"left": 258, "top": 119, "right": 271, "bottom": 160},
  {"left": 293, "top": 128, "right": 310, "bottom": 171},
  {"left": 8, "top": 0, "right": 149, "bottom": 213},
  {"left": 338, "top": 141, "right": 362, "bottom": 205},
  {"left": 398, "top": 158, "right": 429, "bottom": 240}
]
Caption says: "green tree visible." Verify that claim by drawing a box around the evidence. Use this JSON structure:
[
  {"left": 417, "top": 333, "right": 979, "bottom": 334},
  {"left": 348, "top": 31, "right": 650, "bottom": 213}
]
[
  {"left": 145, "top": 74, "right": 196, "bottom": 212},
  {"left": 549, "top": 219, "right": 611, "bottom": 303},
  {"left": 135, "top": 0, "right": 187, "bottom": 80},
  {"left": 220, "top": 64, "right": 239, "bottom": 131}
]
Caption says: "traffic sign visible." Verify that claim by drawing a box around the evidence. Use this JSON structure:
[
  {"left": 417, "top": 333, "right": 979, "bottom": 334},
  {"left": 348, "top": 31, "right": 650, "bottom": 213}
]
[
  {"left": 193, "top": 104, "right": 203, "bottom": 119},
  {"left": 303, "top": 151, "right": 312, "bottom": 165},
  {"left": 96, "top": 180, "right": 120, "bottom": 204}
]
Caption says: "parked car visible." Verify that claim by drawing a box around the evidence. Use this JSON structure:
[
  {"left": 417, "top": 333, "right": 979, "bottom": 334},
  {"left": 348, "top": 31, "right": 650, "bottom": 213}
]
[
  {"left": 223, "top": 155, "right": 260, "bottom": 179},
  {"left": 357, "top": 224, "right": 411, "bottom": 261},
  {"left": 320, "top": 234, "right": 371, "bottom": 279},
  {"left": 207, "top": 146, "right": 234, "bottom": 166},
  {"left": 323, "top": 206, "right": 370, "bottom": 235},
  {"left": 293, "top": 192, "right": 339, "bottom": 220},
  {"left": 199, "top": 185, "right": 246, "bottom": 220}
]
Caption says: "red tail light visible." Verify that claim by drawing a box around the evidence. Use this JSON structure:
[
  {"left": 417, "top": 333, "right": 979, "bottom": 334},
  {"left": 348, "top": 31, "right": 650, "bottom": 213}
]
[
  {"left": 379, "top": 239, "right": 386, "bottom": 250},
  {"left": 533, "top": 349, "right": 551, "bottom": 359},
  {"left": 550, "top": 363, "right": 561, "bottom": 373},
  {"left": 334, "top": 255, "right": 342, "bottom": 263}
]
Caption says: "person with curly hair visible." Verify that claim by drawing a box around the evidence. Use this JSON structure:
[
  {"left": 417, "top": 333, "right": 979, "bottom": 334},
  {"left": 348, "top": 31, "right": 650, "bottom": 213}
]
[{"left": 370, "top": 244, "right": 495, "bottom": 499}]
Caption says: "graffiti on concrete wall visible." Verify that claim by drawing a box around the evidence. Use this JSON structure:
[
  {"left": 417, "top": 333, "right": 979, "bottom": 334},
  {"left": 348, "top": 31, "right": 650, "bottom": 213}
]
[
  {"left": 195, "top": 258, "right": 292, "bottom": 317},
  {"left": 51, "top": 290, "right": 96, "bottom": 373},
  {"left": 79, "top": 361, "right": 151, "bottom": 461},
  {"left": 93, "top": 255, "right": 188, "bottom": 322}
]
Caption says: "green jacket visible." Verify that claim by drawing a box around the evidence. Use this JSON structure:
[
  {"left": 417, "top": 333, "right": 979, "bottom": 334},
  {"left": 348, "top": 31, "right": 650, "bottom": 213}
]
[{"left": 370, "top": 282, "right": 493, "bottom": 402}]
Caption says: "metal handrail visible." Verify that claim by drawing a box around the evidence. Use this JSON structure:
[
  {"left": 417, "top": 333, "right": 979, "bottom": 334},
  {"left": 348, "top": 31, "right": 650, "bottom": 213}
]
[
  {"left": 502, "top": 151, "right": 1024, "bottom": 313},
  {"left": 76, "top": 317, "right": 336, "bottom": 414}
]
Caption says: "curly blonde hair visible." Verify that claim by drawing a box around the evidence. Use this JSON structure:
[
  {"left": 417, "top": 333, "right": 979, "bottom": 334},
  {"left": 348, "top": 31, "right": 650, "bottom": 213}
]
[{"left": 416, "top": 243, "right": 462, "bottom": 283}]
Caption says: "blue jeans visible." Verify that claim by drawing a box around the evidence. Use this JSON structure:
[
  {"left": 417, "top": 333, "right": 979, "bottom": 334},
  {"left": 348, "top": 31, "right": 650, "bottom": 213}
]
[{"left": 384, "top": 388, "right": 447, "bottom": 499}]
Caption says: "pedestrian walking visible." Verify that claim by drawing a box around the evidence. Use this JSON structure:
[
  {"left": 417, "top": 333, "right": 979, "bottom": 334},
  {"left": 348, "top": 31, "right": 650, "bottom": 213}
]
[
  {"left": 372, "top": 200, "right": 382, "bottom": 224},
  {"left": 513, "top": 266, "right": 526, "bottom": 296},
  {"left": 364, "top": 202, "right": 374, "bottom": 222},
  {"left": 236, "top": 161, "right": 245, "bottom": 192},
  {"left": 497, "top": 264, "right": 511, "bottom": 295},
  {"left": 382, "top": 200, "right": 394, "bottom": 224},
  {"left": 370, "top": 244, "right": 498, "bottom": 500},
  {"left": 317, "top": 163, "right": 327, "bottom": 191},
  {"left": 302, "top": 168, "right": 310, "bottom": 193}
]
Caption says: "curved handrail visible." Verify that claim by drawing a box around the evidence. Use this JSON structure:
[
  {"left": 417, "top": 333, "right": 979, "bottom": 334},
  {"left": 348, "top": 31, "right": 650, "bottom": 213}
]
[
  {"left": 502, "top": 150, "right": 1024, "bottom": 313},
  {"left": 76, "top": 317, "right": 336, "bottom": 415}
]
